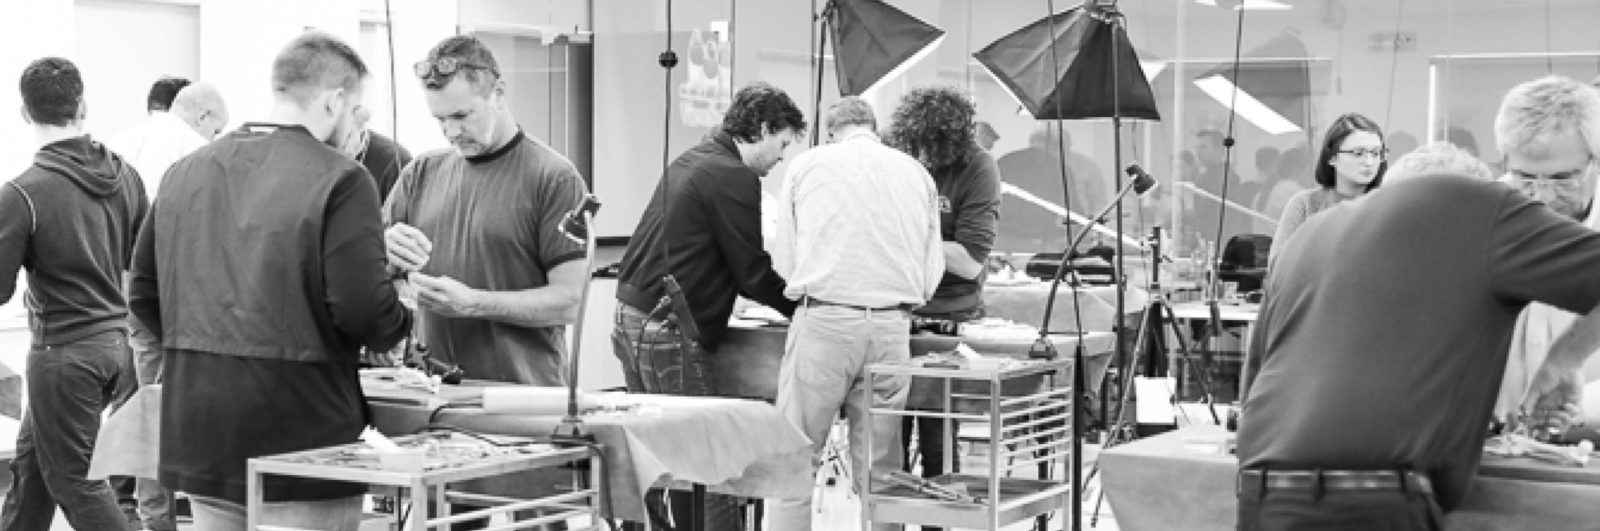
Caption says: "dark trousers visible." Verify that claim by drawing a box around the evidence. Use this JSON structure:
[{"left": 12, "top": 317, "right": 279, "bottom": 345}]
[
  {"left": 612, "top": 305, "right": 744, "bottom": 531},
  {"left": 1236, "top": 470, "right": 1444, "bottom": 531},
  {"left": 2, "top": 329, "right": 134, "bottom": 531},
  {"left": 899, "top": 417, "right": 958, "bottom": 477}
]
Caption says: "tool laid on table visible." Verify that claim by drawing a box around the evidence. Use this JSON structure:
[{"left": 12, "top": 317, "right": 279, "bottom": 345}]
[
  {"left": 1486, "top": 412, "right": 1594, "bottom": 467},
  {"left": 876, "top": 470, "right": 984, "bottom": 504}
]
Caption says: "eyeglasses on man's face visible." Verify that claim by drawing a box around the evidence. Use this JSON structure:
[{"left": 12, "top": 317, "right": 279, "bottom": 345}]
[
  {"left": 1337, "top": 147, "right": 1388, "bottom": 160},
  {"left": 1505, "top": 157, "right": 1594, "bottom": 195}
]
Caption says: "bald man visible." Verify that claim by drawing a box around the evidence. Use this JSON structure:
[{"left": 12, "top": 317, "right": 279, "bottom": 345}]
[
  {"left": 108, "top": 82, "right": 226, "bottom": 531},
  {"left": 111, "top": 82, "right": 229, "bottom": 198}
]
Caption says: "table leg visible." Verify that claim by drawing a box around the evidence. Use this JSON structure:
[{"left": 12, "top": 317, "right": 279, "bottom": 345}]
[
  {"left": 411, "top": 479, "right": 429, "bottom": 531},
  {"left": 691, "top": 483, "right": 706, "bottom": 531},
  {"left": 247, "top": 462, "right": 261, "bottom": 530}
]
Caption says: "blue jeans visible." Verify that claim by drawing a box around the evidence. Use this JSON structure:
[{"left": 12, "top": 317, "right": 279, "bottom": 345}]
[
  {"left": 1, "top": 329, "right": 134, "bottom": 531},
  {"left": 611, "top": 304, "right": 743, "bottom": 531}
]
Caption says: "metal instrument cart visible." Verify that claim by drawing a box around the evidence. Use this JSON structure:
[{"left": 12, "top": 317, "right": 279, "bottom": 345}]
[
  {"left": 864, "top": 356, "right": 1075, "bottom": 530},
  {"left": 246, "top": 432, "right": 603, "bottom": 530}
]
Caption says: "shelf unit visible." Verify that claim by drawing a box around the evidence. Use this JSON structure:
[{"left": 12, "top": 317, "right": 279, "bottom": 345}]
[
  {"left": 246, "top": 432, "right": 603, "bottom": 531},
  {"left": 864, "top": 357, "right": 1076, "bottom": 530}
]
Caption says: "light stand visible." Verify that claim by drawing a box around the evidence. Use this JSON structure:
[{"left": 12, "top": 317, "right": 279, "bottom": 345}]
[
  {"left": 1032, "top": 163, "right": 1153, "bottom": 528},
  {"left": 810, "top": 1, "right": 836, "bottom": 147},
  {"left": 976, "top": 3, "right": 1160, "bottom": 529},
  {"left": 553, "top": 194, "right": 602, "bottom": 442},
  {"left": 807, "top": 0, "right": 945, "bottom": 146}
]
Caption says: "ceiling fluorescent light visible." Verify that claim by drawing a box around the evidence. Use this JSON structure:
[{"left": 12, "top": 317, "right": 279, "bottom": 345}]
[
  {"left": 1193, "top": 74, "right": 1302, "bottom": 134},
  {"left": 861, "top": 33, "right": 946, "bottom": 96},
  {"left": 1140, "top": 60, "right": 1167, "bottom": 84},
  {"left": 1195, "top": 0, "right": 1294, "bottom": 11}
]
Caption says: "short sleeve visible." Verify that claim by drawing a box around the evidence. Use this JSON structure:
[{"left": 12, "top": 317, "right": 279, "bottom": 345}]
[
  {"left": 383, "top": 157, "right": 421, "bottom": 226},
  {"left": 535, "top": 163, "right": 588, "bottom": 271},
  {"left": 1489, "top": 189, "right": 1600, "bottom": 314}
]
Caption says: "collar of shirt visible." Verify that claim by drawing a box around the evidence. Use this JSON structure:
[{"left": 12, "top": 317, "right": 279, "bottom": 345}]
[
  {"left": 238, "top": 122, "right": 315, "bottom": 139},
  {"left": 465, "top": 128, "right": 526, "bottom": 165},
  {"left": 835, "top": 129, "right": 880, "bottom": 145},
  {"left": 160, "top": 112, "right": 203, "bottom": 139}
]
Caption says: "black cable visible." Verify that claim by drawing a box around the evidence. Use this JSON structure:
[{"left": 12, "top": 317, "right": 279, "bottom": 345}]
[
  {"left": 650, "top": 0, "right": 694, "bottom": 396},
  {"left": 383, "top": 0, "right": 399, "bottom": 143},
  {"left": 1544, "top": 0, "right": 1554, "bottom": 74},
  {"left": 1382, "top": 0, "right": 1406, "bottom": 129},
  {"left": 810, "top": 0, "right": 825, "bottom": 147},
  {"left": 1209, "top": 5, "right": 1246, "bottom": 278},
  {"left": 1037, "top": 1, "right": 1087, "bottom": 344},
  {"left": 1196, "top": 0, "right": 1248, "bottom": 426},
  {"left": 1036, "top": 5, "right": 1090, "bottom": 531}
]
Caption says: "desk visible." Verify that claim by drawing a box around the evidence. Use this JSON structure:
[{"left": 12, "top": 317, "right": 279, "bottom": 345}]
[
  {"left": 1163, "top": 302, "right": 1259, "bottom": 403},
  {"left": 1099, "top": 425, "right": 1600, "bottom": 531},
  {"left": 713, "top": 323, "right": 1119, "bottom": 402},
  {"left": 248, "top": 433, "right": 600, "bottom": 531},
  {"left": 92, "top": 385, "right": 814, "bottom": 524},
  {"left": 1167, "top": 301, "right": 1260, "bottom": 323},
  {"left": 981, "top": 283, "right": 1148, "bottom": 333}
]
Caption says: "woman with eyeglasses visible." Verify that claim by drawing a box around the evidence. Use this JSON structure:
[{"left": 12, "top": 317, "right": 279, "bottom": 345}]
[{"left": 1269, "top": 113, "right": 1388, "bottom": 262}]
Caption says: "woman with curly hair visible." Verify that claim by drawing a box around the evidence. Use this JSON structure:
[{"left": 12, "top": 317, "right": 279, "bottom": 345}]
[{"left": 883, "top": 86, "right": 1002, "bottom": 502}]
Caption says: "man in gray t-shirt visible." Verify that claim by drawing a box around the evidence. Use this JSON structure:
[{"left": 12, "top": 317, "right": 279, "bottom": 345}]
[
  {"left": 1238, "top": 175, "right": 1600, "bottom": 529},
  {"left": 385, "top": 36, "right": 586, "bottom": 386}
]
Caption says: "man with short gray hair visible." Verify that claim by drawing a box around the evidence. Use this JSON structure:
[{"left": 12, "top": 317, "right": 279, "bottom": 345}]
[
  {"left": 1493, "top": 75, "right": 1600, "bottom": 427},
  {"left": 767, "top": 96, "right": 944, "bottom": 531},
  {"left": 1384, "top": 141, "right": 1492, "bottom": 183}
]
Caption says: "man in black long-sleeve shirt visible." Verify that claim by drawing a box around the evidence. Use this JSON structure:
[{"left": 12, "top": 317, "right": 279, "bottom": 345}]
[
  {"left": 0, "top": 57, "right": 148, "bottom": 531},
  {"left": 611, "top": 82, "right": 805, "bottom": 531},
  {"left": 127, "top": 33, "right": 410, "bottom": 530}
]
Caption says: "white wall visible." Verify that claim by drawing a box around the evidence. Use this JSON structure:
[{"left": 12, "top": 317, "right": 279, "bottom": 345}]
[
  {"left": 198, "top": 0, "right": 361, "bottom": 129},
  {"left": 357, "top": 0, "right": 460, "bottom": 156},
  {"left": 75, "top": 0, "right": 200, "bottom": 141},
  {"left": 0, "top": 0, "right": 74, "bottom": 179}
]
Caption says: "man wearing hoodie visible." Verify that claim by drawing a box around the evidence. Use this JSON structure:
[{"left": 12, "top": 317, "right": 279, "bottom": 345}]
[{"left": 0, "top": 57, "right": 148, "bottom": 531}]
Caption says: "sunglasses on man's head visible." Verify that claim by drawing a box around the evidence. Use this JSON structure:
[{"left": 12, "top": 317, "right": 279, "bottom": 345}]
[{"left": 413, "top": 57, "right": 499, "bottom": 80}]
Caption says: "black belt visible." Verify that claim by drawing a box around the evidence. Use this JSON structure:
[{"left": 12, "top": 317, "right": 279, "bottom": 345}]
[
  {"left": 801, "top": 296, "right": 915, "bottom": 313},
  {"left": 1238, "top": 469, "right": 1434, "bottom": 497}
]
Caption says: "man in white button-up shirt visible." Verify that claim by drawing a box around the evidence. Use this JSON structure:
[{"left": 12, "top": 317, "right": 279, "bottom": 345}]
[
  {"left": 767, "top": 97, "right": 943, "bottom": 531},
  {"left": 112, "top": 82, "right": 228, "bottom": 199}
]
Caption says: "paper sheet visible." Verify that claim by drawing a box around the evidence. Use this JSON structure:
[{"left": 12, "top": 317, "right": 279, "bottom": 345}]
[{"left": 1135, "top": 377, "right": 1176, "bottom": 424}]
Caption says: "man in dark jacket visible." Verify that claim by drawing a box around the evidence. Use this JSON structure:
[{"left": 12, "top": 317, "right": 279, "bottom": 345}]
[
  {"left": 128, "top": 33, "right": 410, "bottom": 530},
  {"left": 611, "top": 81, "right": 805, "bottom": 531},
  {"left": 0, "top": 57, "right": 147, "bottom": 531}
]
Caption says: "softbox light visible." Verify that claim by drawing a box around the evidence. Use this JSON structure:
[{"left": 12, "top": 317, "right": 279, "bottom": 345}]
[
  {"left": 974, "top": 5, "right": 1159, "bottom": 120},
  {"left": 825, "top": 0, "right": 945, "bottom": 96}
]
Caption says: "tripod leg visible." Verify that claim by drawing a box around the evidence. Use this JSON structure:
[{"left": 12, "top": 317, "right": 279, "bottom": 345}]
[{"left": 1160, "top": 302, "right": 1223, "bottom": 424}]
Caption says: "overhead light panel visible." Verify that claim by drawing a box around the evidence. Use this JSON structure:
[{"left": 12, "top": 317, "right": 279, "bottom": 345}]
[
  {"left": 1195, "top": 0, "right": 1294, "bottom": 11},
  {"left": 1193, "top": 74, "right": 1301, "bottom": 134}
]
